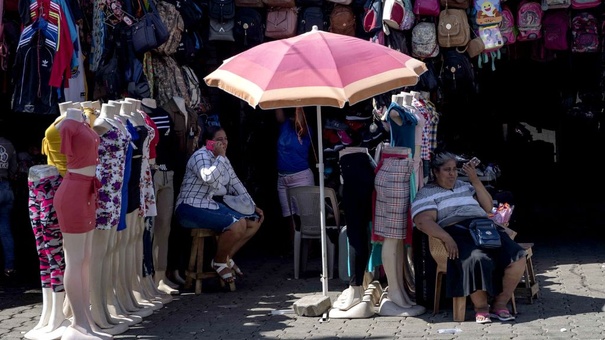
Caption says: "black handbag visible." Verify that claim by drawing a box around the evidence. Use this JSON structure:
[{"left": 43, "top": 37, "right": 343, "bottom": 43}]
[
  {"left": 131, "top": 0, "right": 169, "bottom": 54},
  {"left": 468, "top": 218, "right": 501, "bottom": 249},
  {"left": 208, "top": 18, "right": 235, "bottom": 42}
]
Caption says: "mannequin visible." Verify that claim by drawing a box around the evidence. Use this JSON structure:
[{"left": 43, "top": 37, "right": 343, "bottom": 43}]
[
  {"left": 88, "top": 103, "right": 131, "bottom": 334},
  {"left": 330, "top": 146, "right": 376, "bottom": 319},
  {"left": 123, "top": 99, "right": 163, "bottom": 310},
  {"left": 24, "top": 165, "right": 70, "bottom": 340},
  {"left": 115, "top": 101, "right": 155, "bottom": 317},
  {"left": 142, "top": 97, "right": 180, "bottom": 295},
  {"left": 58, "top": 101, "right": 73, "bottom": 116},
  {"left": 375, "top": 100, "right": 426, "bottom": 317},
  {"left": 53, "top": 108, "right": 112, "bottom": 340}
]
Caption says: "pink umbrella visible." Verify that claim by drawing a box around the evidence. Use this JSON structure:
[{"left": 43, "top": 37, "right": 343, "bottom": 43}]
[{"left": 204, "top": 27, "right": 426, "bottom": 298}]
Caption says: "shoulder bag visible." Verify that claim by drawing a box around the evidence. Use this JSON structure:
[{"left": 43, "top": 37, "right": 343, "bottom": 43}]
[{"left": 468, "top": 218, "right": 501, "bottom": 249}]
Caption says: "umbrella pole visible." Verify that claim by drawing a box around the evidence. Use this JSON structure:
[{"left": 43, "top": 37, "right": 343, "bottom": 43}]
[{"left": 316, "top": 105, "right": 329, "bottom": 297}]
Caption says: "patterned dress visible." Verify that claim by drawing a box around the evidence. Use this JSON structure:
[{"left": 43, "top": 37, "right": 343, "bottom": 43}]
[
  {"left": 139, "top": 119, "right": 157, "bottom": 218},
  {"left": 96, "top": 121, "right": 130, "bottom": 230}
]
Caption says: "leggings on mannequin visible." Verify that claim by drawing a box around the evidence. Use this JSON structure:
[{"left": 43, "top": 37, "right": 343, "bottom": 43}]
[
  {"left": 142, "top": 216, "right": 154, "bottom": 277},
  {"left": 339, "top": 153, "right": 375, "bottom": 286},
  {"left": 28, "top": 174, "right": 65, "bottom": 292}
]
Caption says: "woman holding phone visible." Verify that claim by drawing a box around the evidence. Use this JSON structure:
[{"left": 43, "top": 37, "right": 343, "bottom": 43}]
[{"left": 174, "top": 126, "right": 264, "bottom": 283}]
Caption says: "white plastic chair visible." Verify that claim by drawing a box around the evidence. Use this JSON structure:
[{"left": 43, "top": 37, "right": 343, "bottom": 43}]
[{"left": 287, "top": 186, "right": 339, "bottom": 280}]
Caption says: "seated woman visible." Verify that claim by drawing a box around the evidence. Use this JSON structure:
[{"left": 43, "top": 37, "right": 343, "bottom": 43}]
[
  {"left": 175, "top": 126, "right": 264, "bottom": 283},
  {"left": 411, "top": 151, "right": 526, "bottom": 324}
]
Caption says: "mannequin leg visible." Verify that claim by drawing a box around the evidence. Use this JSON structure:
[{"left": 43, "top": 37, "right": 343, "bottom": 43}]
[
  {"left": 152, "top": 170, "right": 179, "bottom": 291},
  {"left": 90, "top": 230, "right": 115, "bottom": 328},
  {"left": 377, "top": 238, "right": 425, "bottom": 317},
  {"left": 132, "top": 215, "right": 161, "bottom": 310},
  {"left": 62, "top": 231, "right": 112, "bottom": 340}
]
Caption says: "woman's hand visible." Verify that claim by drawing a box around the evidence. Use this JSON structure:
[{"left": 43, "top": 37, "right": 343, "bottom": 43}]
[
  {"left": 255, "top": 206, "right": 264, "bottom": 224},
  {"left": 213, "top": 141, "right": 227, "bottom": 157},
  {"left": 443, "top": 236, "right": 459, "bottom": 260},
  {"left": 462, "top": 162, "right": 478, "bottom": 181}
]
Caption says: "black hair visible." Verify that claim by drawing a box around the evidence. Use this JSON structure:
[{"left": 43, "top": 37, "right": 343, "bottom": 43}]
[{"left": 201, "top": 126, "right": 224, "bottom": 145}]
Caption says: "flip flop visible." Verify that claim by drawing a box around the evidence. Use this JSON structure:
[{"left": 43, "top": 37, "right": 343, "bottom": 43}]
[
  {"left": 475, "top": 312, "right": 492, "bottom": 324},
  {"left": 490, "top": 309, "right": 515, "bottom": 321}
]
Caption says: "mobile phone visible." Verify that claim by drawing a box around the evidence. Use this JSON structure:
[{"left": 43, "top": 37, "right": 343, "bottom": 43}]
[
  {"left": 469, "top": 157, "right": 481, "bottom": 167},
  {"left": 206, "top": 140, "right": 216, "bottom": 151}
]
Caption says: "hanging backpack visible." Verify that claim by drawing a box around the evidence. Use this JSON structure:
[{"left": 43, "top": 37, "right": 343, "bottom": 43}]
[
  {"left": 412, "top": 21, "right": 440, "bottom": 58},
  {"left": 298, "top": 6, "right": 327, "bottom": 34},
  {"left": 542, "top": 10, "right": 569, "bottom": 51},
  {"left": 439, "top": 48, "right": 476, "bottom": 95},
  {"left": 234, "top": 7, "right": 265, "bottom": 47},
  {"left": 571, "top": 0, "right": 600, "bottom": 9},
  {"left": 571, "top": 11, "right": 599, "bottom": 53},
  {"left": 516, "top": 0, "right": 543, "bottom": 41},
  {"left": 181, "top": 65, "right": 201, "bottom": 110},
  {"left": 499, "top": 5, "right": 517, "bottom": 45},
  {"left": 363, "top": 0, "right": 383, "bottom": 33},
  {"left": 382, "top": 0, "right": 415, "bottom": 31},
  {"left": 545, "top": 0, "right": 571, "bottom": 9},
  {"left": 437, "top": 8, "right": 471, "bottom": 48},
  {"left": 472, "top": 0, "right": 502, "bottom": 26},
  {"left": 477, "top": 24, "right": 503, "bottom": 70},
  {"left": 329, "top": 4, "right": 356, "bottom": 36}
]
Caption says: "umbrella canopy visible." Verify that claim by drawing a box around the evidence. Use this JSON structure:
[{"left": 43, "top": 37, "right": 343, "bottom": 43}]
[
  {"left": 204, "top": 27, "right": 426, "bottom": 300},
  {"left": 204, "top": 28, "right": 427, "bottom": 110}
]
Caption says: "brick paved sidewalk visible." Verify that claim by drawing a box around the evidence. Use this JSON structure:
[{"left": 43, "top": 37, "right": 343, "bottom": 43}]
[{"left": 1, "top": 235, "right": 604, "bottom": 339}]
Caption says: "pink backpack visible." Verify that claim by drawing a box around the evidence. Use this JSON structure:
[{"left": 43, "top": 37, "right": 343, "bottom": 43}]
[
  {"left": 571, "top": 0, "right": 600, "bottom": 9},
  {"left": 571, "top": 11, "right": 599, "bottom": 53},
  {"left": 516, "top": 0, "right": 543, "bottom": 41},
  {"left": 542, "top": 10, "right": 569, "bottom": 50},
  {"left": 499, "top": 5, "right": 516, "bottom": 44}
]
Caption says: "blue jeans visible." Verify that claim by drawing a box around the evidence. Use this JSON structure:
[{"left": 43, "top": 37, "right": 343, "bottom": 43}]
[{"left": 0, "top": 181, "right": 15, "bottom": 271}]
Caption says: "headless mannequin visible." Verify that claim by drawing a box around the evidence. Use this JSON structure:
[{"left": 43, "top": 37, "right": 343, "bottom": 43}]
[
  {"left": 142, "top": 98, "right": 180, "bottom": 295},
  {"left": 87, "top": 104, "right": 131, "bottom": 334},
  {"left": 122, "top": 100, "right": 163, "bottom": 310},
  {"left": 24, "top": 166, "right": 71, "bottom": 340},
  {"left": 330, "top": 147, "right": 375, "bottom": 319},
  {"left": 115, "top": 101, "right": 155, "bottom": 317},
  {"left": 378, "top": 102, "right": 426, "bottom": 316},
  {"left": 57, "top": 109, "right": 112, "bottom": 340}
]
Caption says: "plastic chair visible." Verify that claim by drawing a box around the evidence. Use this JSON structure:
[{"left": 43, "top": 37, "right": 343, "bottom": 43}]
[{"left": 287, "top": 186, "right": 338, "bottom": 280}]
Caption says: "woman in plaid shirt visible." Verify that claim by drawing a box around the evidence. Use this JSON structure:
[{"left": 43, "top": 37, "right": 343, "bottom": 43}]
[{"left": 175, "top": 127, "right": 264, "bottom": 283}]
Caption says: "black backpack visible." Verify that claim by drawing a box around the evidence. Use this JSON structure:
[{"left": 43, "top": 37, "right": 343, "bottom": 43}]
[
  {"left": 234, "top": 8, "right": 265, "bottom": 48},
  {"left": 439, "top": 49, "right": 477, "bottom": 96},
  {"left": 297, "top": 6, "right": 327, "bottom": 34}
]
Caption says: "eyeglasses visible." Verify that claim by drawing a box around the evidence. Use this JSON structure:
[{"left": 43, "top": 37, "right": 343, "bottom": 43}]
[{"left": 213, "top": 137, "right": 228, "bottom": 142}]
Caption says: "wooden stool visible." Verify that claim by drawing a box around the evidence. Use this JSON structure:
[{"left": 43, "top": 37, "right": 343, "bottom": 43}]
[
  {"left": 514, "top": 243, "right": 539, "bottom": 304},
  {"left": 185, "top": 229, "right": 236, "bottom": 294}
]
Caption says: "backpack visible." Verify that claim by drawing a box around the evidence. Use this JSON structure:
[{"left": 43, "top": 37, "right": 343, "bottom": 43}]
[
  {"left": 181, "top": 65, "right": 201, "bottom": 111},
  {"left": 329, "top": 4, "right": 356, "bottom": 36},
  {"left": 298, "top": 6, "right": 327, "bottom": 34},
  {"left": 412, "top": 21, "right": 439, "bottom": 58},
  {"left": 164, "top": 0, "right": 204, "bottom": 29},
  {"left": 571, "top": 11, "right": 599, "bottom": 53},
  {"left": 477, "top": 24, "right": 503, "bottom": 70},
  {"left": 472, "top": 0, "right": 502, "bottom": 26},
  {"left": 209, "top": 0, "right": 236, "bottom": 21},
  {"left": 571, "top": 0, "right": 600, "bottom": 9},
  {"left": 516, "top": 0, "right": 543, "bottom": 41},
  {"left": 176, "top": 28, "right": 203, "bottom": 65},
  {"left": 545, "top": 0, "right": 571, "bottom": 9},
  {"left": 234, "top": 8, "right": 265, "bottom": 47},
  {"left": 542, "top": 10, "right": 569, "bottom": 51},
  {"left": 439, "top": 49, "right": 476, "bottom": 95},
  {"left": 499, "top": 5, "right": 516, "bottom": 44},
  {"left": 363, "top": 0, "right": 383, "bottom": 33},
  {"left": 437, "top": 8, "right": 471, "bottom": 48}
]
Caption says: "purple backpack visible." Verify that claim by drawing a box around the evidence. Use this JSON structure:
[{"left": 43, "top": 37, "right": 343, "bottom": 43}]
[
  {"left": 517, "top": 0, "right": 543, "bottom": 41},
  {"left": 571, "top": 11, "right": 599, "bottom": 53},
  {"left": 542, "top": 10, "right": 569, "bottom": 50}
]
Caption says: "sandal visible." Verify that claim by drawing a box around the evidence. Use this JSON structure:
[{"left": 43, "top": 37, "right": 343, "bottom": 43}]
[
  {"left": 475, "top": 312, "right": 492, "bottom": 324},
  {"left": 490, "top": 308, "right": 515, "bottom": 321},
  {"left": 228, "top": 259, "right": 243, "bottom": 277},
  {"left": 211, "top": 260, "right": 235, "bottom": 283}
]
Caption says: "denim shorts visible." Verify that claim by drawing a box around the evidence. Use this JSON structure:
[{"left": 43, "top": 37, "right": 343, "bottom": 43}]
[{"left": 175, "top": 203, "right": 256, "bottom": 233}]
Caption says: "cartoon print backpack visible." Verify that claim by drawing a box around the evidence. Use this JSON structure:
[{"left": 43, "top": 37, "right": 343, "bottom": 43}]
[
  {"left": 542, "top": 10, "right": 569, "bottom": 51},
  {"left": 477, "top": 24, "right": 503, "bottom": 70},
  {"left": 473, "top": 0, "right": 502, "bottom": 26},
  {"left": 571, "top": 11, "right": 599, "bottom": 53},
  {"left": 516, "top": 0, "right": 543, "bottom": 41},
  {"left": 499, "top": 5, "right": 517, "bottom": 44}
]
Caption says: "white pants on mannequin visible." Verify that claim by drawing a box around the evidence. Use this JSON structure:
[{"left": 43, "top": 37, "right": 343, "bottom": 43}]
[
  {"left": 377, "top": 238, "right": 425, "bottom": 316},
  {"left": 61, "top": 232, "right": 113, "bottom": 340}
]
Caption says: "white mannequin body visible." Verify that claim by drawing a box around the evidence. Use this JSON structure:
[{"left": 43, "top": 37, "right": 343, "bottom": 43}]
[
  {"left": 88, "top": 104, "right": 130, "bottom": 334},
  {"left": 58, "top": 109, "right": 113, "bottom": 340}
]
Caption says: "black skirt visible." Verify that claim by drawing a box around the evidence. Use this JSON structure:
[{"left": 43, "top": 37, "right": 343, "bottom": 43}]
[{"left": 444, "top": 220, "right": 526, "bottom": 298}]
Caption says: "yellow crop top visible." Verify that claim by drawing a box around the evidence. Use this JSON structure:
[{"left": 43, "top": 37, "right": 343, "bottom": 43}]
[{"left": 41, "top": 118, "right": 67, "bottom": 176}]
